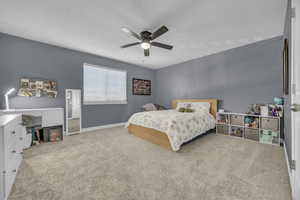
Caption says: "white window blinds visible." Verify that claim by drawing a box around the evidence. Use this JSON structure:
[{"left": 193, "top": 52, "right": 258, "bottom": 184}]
[{"left": 83, "top": 63, "right": 127, "bottom": 104}]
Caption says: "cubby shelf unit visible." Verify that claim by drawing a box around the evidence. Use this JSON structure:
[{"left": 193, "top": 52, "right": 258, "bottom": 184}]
[{"left": 216, "top": 112, "right": 281, "bottom": 146}]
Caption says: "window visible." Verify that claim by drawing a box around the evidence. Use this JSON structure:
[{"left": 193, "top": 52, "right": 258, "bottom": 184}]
[{"left": 83, "top": 63, "right": 127, "bottom": 104}]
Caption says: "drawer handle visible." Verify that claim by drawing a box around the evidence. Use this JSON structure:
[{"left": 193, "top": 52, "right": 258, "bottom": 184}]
[
  {"left": 11, "top": 131, "right": 16, "bottom": 135},
  {"left": 11, "top": 150, "right": 16, "bottom": 153},
  {"left": 19, "top": 137, "right": 23, "bottom": 141},
  {"left": 12, "top": 169, "right": 17, "bottom": 173}
]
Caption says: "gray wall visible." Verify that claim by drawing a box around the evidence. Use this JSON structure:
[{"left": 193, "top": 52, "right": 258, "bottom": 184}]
[
  {"left": 283, "top": 0, "right": 292, "bottom": 165},
  {"left": 155, "top": 36, "right": 283, "bottom": 112},
  {"left": 0, "top": 31, "right": 285, "bottom": 131},
  {"left": 0, "top": 33, "right": 155, "bottom": 128}
]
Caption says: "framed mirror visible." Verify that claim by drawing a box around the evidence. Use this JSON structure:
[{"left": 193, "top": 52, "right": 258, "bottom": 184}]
[{"left": 65, "top": 89, "right": 82, "bottom": 135}]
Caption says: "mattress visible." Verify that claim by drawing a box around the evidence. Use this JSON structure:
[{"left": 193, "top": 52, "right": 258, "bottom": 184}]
[{"left": 126, "top": 110, "right": 216, "bottom": 151}]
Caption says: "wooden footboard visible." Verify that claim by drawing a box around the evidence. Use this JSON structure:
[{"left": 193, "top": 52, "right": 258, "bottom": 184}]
[{"left": 127, "top": 124, "right": 174, "bottom": 151}]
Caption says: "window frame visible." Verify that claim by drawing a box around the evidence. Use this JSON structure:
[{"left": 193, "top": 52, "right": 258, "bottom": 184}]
[{"left": 83, "top": 63, "right": 127, "bottom": 105}]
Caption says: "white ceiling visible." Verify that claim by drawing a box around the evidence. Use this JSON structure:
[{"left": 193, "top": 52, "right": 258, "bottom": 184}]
[{"left": 0, "top": 0, "right": 287, "bottom": 69}]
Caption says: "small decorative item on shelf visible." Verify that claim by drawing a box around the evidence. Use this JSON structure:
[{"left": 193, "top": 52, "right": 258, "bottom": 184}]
[
  {"left": 260, "top": 105, "right": 269, "bottom": 116},
  {"left": 274, "top": 97, "right": 284, "bottom": 105},
  {"left": 247, "top": 100, "right": 284, "bottom": 118},
  {"left": 269, "top": 104, "right": 283, "bottom": 117},
  {"left": 248, "top": 104, "right": 263, "bottom": 115},
  {"left": 244, "top": 116, "right": 259, "bottom": 129},
  {"left": 218, "top": 109, "right": 225, "bottom": 113},
  {"left": 217, "top": 113, "right": 229, "bottom": 124}
]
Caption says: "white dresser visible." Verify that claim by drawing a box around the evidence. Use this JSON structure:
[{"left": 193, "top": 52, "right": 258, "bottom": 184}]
[{"left": 0, "top": 114, "right": 24, "bottom": 200}]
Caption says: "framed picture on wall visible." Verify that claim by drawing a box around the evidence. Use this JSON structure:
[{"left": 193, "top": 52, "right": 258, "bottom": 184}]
[
  {"left": 132, "top": 78, "right": 151, "bottom": 95},
  {"left": 18, "top": 78, "right": 58, "bottom": 98},
  {"left": 283, "top": 38, "right": 289, "bottom": 95}
]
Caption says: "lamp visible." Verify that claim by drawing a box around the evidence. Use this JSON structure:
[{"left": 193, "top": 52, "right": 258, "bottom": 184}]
[
  {"left": 4, "top": 88, "right": 15, "bottom": 110},
  {"left": 141, "top": 41, "right": 151, "bottom": 50}
]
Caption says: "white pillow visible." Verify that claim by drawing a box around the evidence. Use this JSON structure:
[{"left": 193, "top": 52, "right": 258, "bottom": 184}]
[{"left": 189, "top": 102, "right": 210, "bottom": 113}]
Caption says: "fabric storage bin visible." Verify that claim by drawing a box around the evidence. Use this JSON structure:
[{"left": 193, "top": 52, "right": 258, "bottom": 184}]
[
  {"left": 244, "top": 128, "right": 259, "bottom": 141},
  {"left": 259, "top": 130, "right": 273, "bottom": 144},
  {"left": 230, "top": 115, "right": 244, "bottom": 126},
  {"left": 216, "top": 124, "right": 229, "bottom": 135},
  {"left": 261, "top": 117, "right": 279, "bottom": 131},
  {"left": 260, "top": 130, "right": 279, "bottom": 145},
  {"left": 230, "top": 126, "right": 244, "bottom": 137}
]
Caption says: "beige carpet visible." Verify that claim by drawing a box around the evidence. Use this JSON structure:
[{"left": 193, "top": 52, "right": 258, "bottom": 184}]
[{"left": 9, "top": 127, "right": 291, "bottom": 200}]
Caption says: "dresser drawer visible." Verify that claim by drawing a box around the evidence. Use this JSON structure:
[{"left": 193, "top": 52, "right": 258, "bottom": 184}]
[
  {"left": 216, "top": 124, "right": 229, "bottom": 135},
  {"left": 245, "top": 128, "right": 259, "bottom": 141},
  {"left": 4, "top": 124, "right": 18, "bottom": 146},
  {"left": 4, "top": 116, "right": 21, "bottom": 144},
  {"left": 4, "top": 168, "right": 18, "bottom": 199},
  {"left": 261, "top": 118, "right": 279, "bottom": 131},
  {"left": 230, "top": 115, "right": 244, "bottom": 126},
  {"left": 5, "top": 149, "right": 21, "bottom": 171},
  {"left": 5, "top": 143, "right": 22, "bottom": 170}
]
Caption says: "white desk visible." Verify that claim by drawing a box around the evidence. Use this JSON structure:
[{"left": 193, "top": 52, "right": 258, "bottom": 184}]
[{"left": 0, "top": 108, "right": 64, "bottom": 128}]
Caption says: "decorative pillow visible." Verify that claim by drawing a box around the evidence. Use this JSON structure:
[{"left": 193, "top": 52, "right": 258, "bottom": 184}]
[
  {"left": 178, "top": 107, "right": 194, "bottom": 113},
  {"left": 185, "top": 108, "right": 194, "bottom": 113},
  {"left": 178, "top": 107, "right": 186, "bottom": 112}
]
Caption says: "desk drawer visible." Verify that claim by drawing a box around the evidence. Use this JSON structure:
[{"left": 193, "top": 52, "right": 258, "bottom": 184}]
[
  {"left": 42, "top": 110, "right": 64, "bottom": 127},
  {"left": 4, "top": 168, "right": 18, "bottom": 199},
  {"left": 5, "top": 142, "right": 22, "bottom": 169}
]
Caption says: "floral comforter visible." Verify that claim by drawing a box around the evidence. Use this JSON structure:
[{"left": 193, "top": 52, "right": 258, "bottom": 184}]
[{"left": 126, "top": 110, "right": 216, "bottom": 151}]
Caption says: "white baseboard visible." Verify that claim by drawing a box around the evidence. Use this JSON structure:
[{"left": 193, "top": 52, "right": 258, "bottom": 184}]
[
  {"left": 81, "top": 122, "right": 126, "bottom": 133},
  {"left": 283, "top": 142, "right": 294, "bottom": 199}
]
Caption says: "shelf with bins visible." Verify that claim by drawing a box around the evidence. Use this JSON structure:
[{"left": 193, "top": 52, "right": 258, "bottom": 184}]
[{"left": 216, "top": 112, "right": 281, "bottom": 146}]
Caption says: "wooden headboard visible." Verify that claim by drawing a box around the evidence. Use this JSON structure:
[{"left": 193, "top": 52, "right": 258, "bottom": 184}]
[{"left": 171, "top": 99, "right": 218, "bottom": 118}]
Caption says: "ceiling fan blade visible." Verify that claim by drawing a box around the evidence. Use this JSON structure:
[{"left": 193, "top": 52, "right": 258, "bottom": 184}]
[
  {"left": 121, "top": 27, "right": 141, "bottom": 40},
  {"left": 151, "top": 42, "right": 173, "bottom": 50},
  {"left": 121, "top": 42, "right": 140, "bottom": 48},
  {"left": 151, "top": 25, "right": 169, "bottom": 40},
  {"left": 144, "top": 49, "right": 150, "bottom": 56}
]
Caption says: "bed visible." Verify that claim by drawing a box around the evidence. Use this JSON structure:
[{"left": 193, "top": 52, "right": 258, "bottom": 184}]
[{"left": 126, "top": 99, "right": 217, "bottom": 151}]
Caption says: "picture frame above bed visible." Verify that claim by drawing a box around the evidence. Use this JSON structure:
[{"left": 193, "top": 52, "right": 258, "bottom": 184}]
[{"left": 132, "top": 78, "right": 151, "bottom": 95}]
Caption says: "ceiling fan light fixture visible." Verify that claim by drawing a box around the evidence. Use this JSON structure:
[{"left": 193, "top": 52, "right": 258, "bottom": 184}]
[{"left": 141, "top": 41, "right": 151, "bottom": 50}]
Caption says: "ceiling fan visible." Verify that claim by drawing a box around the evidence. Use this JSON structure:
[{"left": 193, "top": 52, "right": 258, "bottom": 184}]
[{"left": 120, "top": 25, "right": 173, "bottom": 56}]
